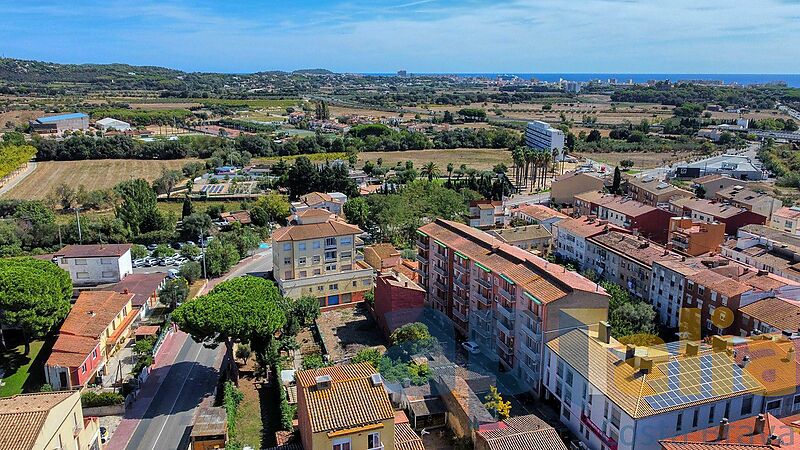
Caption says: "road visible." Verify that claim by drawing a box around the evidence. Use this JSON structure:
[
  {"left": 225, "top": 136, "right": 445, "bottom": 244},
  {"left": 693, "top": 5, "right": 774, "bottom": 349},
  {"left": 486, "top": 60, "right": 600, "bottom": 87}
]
[
  {"left": 123, "top": 246, "right": 273, "bottom": 450},
  {"left": 0, "top": 160, "right": 36, "bottom": 197},
  {"left": 125, "top": 337, "right": 221, "bottom": 450}
]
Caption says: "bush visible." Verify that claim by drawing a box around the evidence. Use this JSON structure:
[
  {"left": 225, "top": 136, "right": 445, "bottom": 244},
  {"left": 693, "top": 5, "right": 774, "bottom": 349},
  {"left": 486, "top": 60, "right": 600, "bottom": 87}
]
[
  {"left": 301, "top": 353, "right": 329, "bottom": 370},
  {"left": 223, "top": 381, "right": 244, "bottom": 442},
  {"left": 81, "top": 391, "right": 124, "bottom": 407},
  {"left": 179, "top": 260, "right": 203, "bottom": 283}
]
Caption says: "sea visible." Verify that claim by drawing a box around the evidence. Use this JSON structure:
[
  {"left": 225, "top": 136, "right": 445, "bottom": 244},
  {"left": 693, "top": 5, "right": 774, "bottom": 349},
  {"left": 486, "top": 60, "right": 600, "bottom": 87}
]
[{"left": 365, "top": 73, "right": 800, "bottom": 88}]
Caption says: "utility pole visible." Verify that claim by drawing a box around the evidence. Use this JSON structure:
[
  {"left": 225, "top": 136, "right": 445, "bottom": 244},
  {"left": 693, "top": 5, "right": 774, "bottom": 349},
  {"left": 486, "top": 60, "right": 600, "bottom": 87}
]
[
  {"left": 75, "top": 208, "right": 82, "bottom": 244},
  {"left": 199, "top": 233, "right": 207, "bottom": 280}
]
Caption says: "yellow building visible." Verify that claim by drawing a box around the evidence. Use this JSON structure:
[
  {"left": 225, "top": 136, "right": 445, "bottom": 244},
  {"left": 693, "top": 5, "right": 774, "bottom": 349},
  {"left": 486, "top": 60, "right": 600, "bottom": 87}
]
[
  {"left": 296, "top": 363, "right": 423, "bottom": 450},
  {"left": 272, "top": 216, "right": 373, "bottom": 308},
  {"left": 0, "top": 390, "right": 101, "bottom": 450}
]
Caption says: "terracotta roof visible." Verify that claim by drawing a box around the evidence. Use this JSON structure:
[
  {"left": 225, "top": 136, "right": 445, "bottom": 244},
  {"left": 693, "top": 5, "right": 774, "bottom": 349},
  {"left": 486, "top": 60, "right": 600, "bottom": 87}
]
[
  {"left": 272, "top": 220, "right": 362, "bottom": 242},
  {"left": 732, "top": 338, "right": 799, "bottom": 398},
  {"left": 514, "top": 204, "right": 568, "bottom": 221},
  {"left": 589, "top": 231, "right": 678, "bottom": 268},
  {"left": 555, "top": 216, "right": 627, "bottom": 239},
  {"left": 107, "top": 272, "right": 166, "bottom": 307},
  {"left": 54, "top": 243, "right": 132, "bottom": 258},
  {"left": 135, "top": 325, "right": 160, "bottom": 337},
  {"left": 302, "top": 192, "right": 334, "bottom": 206},
  {"left": 661, "top": 413, "right": 800, "bottom": 450},
  {"left": 0, "top": 391, "right": 79, "bottom": 450},
  {"left": 574, "top": 190, "right": 619, "bottom": 206},
  {"left": 687, "top": 269, "right": 752, "bottom": 298},
  {"left": 671, "top": 198, "right": 752, "bottom": 219},
  {"left": 420, "top": 219, "right": 607, "bottom": 303},
  {"left": 220, "top": 210, "right": 252, "bottom": 224},
  {"left": 547, "top": 328, "right": 763, "bottom": 419},
  {"left": 476, "top": 414, "right": 568, "bottom": 450},
  {"left": 296, "top": 208, "right": 334, "bottom": 219},
  {"left": 740, "top": 297, "right": 800, "bottom": 332},
  {"left": 296, "top": 363, "right": 394, "bottom": 433},
  {"left": 602, "top": 197, "right": 659, "bottom": 217},
  {"left": 47, "top": 334, "right": 98, "bottom": 368},
  {"left": 59, "top": 290, "right": 134, "bottom": 339},
  {"left": 395, "top": 422, "right": 425, "bottom": 450},
  {"left": 774, "top": 207, "right": 800, "bottom": 220},
  {"left": 368, "top": 243, "right": 400, "bottom": 260}
]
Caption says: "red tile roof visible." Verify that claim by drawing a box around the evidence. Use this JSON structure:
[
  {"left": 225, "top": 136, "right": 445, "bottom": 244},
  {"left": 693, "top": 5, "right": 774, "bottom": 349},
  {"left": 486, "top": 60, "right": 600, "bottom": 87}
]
[
  {"left": 272, "top": 220, "right": 362, "bottom": 242},
  {"left": 59, "top": 290, "right": 134, "bottom": 339},
  {"left": 107, "top": 273, "right": 166, "bottom": 307},
  {"left": 0, "top": 391, "right": 79, "bottom": 450},
  {"left": 661, "top": 413, "right": 800, "bottom": 450},
  {"left": 514, "top": 204, "right": 569, "bottom": 221},
  {"left": 555, "top": 216, "right": 627, "bottom": 239},
  {"left": 55, "top": 243, "right": 132, "bottom": 258}
]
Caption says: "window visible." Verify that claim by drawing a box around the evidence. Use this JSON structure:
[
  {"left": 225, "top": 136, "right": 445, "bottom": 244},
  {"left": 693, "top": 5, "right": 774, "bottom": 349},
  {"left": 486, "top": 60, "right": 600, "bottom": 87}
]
[
  {"left": 325, "top": 250, "right": 337, "bottom": 261},
  {"left": 313, "top": 269, "right": 321, "bottom": 275},
  {"left": 723, "top": 401, "right": 730, "bottom": 419},
  {"left": 692, "top": 409, "right": 699, "bottom": 427},
  {"left": 562, "top": 404, "right": 571, "bottom": 421},
  {"left": 325, "top": 263, "right": 337, "bottom": 271},
  {"left": 708, "top": 405, "right": 715, "bottom": 424},
  {"left": 741, "top": 395, "right": 753, "bottom": 415},
  {"left": 557, "top": 360, "right": 564, "bottom": 378},
  {"left": 299, "top": 271, "right": 307, "bottom": 278},
  {"left": 313, "top": 255, "right": 321, "bottom": 264},
  {"left": 284, "top": 271, "right": 292, "bottom": 279},
  {"left": 92, "top": 349, "right": 97, "bottom": 359},
  {"left": 77, "top": 272, "right": 90, "bottom": 279},
  {"left": 367, "top": 432, "right": 381, "bottom": 449},
  {"left": 318, "top": 286, "right": 324, "bottom": 291},
  {"left": 299, "top": 243, "right": 307, "bottom": 251},
  {"left": 676, "top": 413, "right": 682, "bottom": 432},
  {"left": 74, "top": 258, "right": 87, "bottom": 265},
  {"left": 565, "top": 370, "right": 574, "bottom": 387},
  {"left": 81, "top": 364, "right": 86, "bottom": 374},
  {"left": 284, "top": 257, "right": 291, "bottom": 265},
  {"left": 329, "top": 283, "right": 338, "bottom": 290},
  {"left": 340, "top": 237, "right": 352, "bottom": 246},
  {"left": 325, "top": 237, "right": 337, "bottom": 247},
  {"left": 341, "top": 251, "right": 352, "bottom": 259},
  {"left": 332, "top": 438, "right": 351, "bottom": 450},
  {"left": 299, "top": 257, "right": 307, "bottom": 265},
  {"left": 766, "top": 399, "right": 782, "bottom": 412},
  {"left": 793, "top": 395, "right": 800, "bottom": 412},
  {"left": 102, "top": 271, "right": 115, "bottom": 278},
  {"left": 283, "top": 243, "right": 291, "bottom": 251}
]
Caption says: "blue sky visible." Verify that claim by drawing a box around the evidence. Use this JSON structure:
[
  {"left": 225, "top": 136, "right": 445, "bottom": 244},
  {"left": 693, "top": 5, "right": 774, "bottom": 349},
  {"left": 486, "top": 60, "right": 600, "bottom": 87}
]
[{"left": 2, "top": 0, "right": 799, "bottom": 73}]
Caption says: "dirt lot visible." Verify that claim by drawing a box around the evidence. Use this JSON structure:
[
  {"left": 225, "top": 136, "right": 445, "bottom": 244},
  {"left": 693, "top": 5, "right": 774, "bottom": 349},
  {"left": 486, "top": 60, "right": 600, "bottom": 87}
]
[
  {"left": 573, "top": 150, "right": 699, "bottom": 169},
  {"left": 316, "top": 304, "right": 387, "bottom": 363},
  {"left": 0, "top": 109, "right": 45, "bottom": 129},
  {"left": 359, "top": 148, "right": 511, "bottom": 171},
  {"left": 3, "top": 158, "right": 198, "bottom": 200}
]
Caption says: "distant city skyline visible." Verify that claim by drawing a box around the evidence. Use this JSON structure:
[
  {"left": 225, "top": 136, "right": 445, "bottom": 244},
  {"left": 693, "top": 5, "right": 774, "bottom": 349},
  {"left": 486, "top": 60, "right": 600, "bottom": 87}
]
[{"left": 2, "top": 0, "right": 800, "bottom": 74}]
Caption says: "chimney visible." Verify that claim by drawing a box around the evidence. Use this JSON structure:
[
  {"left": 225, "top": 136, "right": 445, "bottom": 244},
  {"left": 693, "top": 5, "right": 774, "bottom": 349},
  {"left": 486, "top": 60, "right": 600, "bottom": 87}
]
[
  {"left": 718, "top": 418, "right": 730, "bottom": 441},
  {"left": 123, "top": 288, "right": 129, "bottom": 294},
  {"left": 711, "top": 336, "right": 727, "bottom": 353},
  {"left": 639, "top": 357, "right": 653, "bottom": 374},
  {"left": 787, "top": 346, "right": 796, "bottom": 361},
  {"left": 754, "top": 414, "right": 766, "bottom": 435},
  {"left": 314, "top": 374, "right": 332, "bottom": 391},
  {"left": 685, "top": 342, "right": 700, "bottom": 357},
  {"left": 598, "top": 321, "right": 611, "bottom": 344},
  {"left": 740, "top": 355, "right": 751, "bottom": 368},
  {"left": 370, "top": 373, "right": 383, "bottom": 387},
  {"left": 624, "top": 345, "right": 635, "bottom": 362}
]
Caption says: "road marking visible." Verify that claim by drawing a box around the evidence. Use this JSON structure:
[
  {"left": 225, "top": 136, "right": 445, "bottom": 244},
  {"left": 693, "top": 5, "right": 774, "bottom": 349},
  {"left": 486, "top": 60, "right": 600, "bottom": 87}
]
[{"left": 148, "top": 343, "right": 205, "bottom": 450}]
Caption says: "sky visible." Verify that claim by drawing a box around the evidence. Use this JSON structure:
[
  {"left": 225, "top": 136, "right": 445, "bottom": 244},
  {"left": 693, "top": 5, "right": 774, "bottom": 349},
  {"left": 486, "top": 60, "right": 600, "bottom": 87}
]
[{"left": 1, "top": 0, "right": 800, "bottom": 74}]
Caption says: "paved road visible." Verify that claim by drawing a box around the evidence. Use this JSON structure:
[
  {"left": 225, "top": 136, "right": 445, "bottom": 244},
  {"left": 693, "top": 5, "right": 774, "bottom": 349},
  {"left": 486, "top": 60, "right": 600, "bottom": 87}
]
[
  {"left": 126, "top": 337, "right": 221, "bottom": 450},
  {"left": 0, "top": 160, "right": 36, "bottom": 197}
]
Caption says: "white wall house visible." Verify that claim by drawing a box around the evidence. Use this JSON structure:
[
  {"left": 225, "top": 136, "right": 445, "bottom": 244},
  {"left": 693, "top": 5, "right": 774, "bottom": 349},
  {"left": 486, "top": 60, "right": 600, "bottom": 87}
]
[
  {"left": 544, "top": 327, "right": 766, "bottom": 450},
  {"left": 54, "top": 244, "right": 133, "bottom": 286},
  {"left": 525, "top": 120, "right": 566, "bottom": 161}
]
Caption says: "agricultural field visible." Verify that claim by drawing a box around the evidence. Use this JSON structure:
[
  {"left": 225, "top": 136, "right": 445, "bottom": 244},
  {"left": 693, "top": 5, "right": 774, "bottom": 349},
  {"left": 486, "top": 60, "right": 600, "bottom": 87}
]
[
  {"left": 358, "top": 148, "right": 511, "bottom": 171},
  {"left": 2, "top": 158, "right": 199, "bottom": 200}
]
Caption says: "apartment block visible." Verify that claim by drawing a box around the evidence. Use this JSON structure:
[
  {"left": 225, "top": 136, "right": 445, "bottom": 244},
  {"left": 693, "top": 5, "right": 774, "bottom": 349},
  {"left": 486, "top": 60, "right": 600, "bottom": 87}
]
[
  {"left": 552, "top": 216, "right": 627, "bottom": 267},
  {"left": 627, "top": 175, "right": 693, "bottom": 207},
  {"left": 692, "top": 174, "right": 744, "bottom": 198},
  {"left": 669, "top": 198, "right": 766, "bottom": 235},
  {"left": 667, "top": 217, "right": 726, "bottom": 256},
  {"left": 577, "top": 194, "right": 674, "bottom": 243},
  {"left": 525, "top": 120, "right": 565, "bottom": 161},
  {"left": 54, "top": 243, "right": 133, "bottom": 286},
  {"left": 770, "top": 206, "right": 800, "bottom": 235},
  {"left": 416, "top": 219, "right": 609, "bottom": 395},
  {"left": 551, "top": 171, "right": 606, "bottom": 205},
  {"left": 272, "top": 216, "right": 373, "bottom": 308},
  {"left": 715, "top": 185, "right": 782, "bottom": 220},
  {"left": 544, "top": 326, "right": 767, "bottom": 450},
  {"left": 487, "top": 224, "right": 552, "bottom": 256},
  {"left": 722, "top": 225, "right": 800, "bottom": 283},
  {"left": 468, "top": 200, "right": 505, "bottom": 229},
  {"left": 511, "top": 203, "right": 568, "bottom": 232}
]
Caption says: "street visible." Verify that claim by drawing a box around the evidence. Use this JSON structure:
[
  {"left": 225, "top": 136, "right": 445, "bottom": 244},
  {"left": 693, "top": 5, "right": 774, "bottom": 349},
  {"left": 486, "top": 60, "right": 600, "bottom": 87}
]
[{"left": 125, "top": 336, "right": 221, "bottom": 450}]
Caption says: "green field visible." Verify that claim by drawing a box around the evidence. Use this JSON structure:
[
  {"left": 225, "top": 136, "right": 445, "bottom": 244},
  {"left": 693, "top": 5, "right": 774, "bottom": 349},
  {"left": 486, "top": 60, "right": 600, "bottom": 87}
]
[{"left": 0, "top": 339, "right": 48, "bottom": 397}]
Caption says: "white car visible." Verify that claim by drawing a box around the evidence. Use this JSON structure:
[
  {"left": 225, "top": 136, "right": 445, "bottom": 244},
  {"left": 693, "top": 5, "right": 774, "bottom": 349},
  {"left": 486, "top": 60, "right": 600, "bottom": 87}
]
[{"left": 461, "top": 341, "right": 480, "bottom": 354}]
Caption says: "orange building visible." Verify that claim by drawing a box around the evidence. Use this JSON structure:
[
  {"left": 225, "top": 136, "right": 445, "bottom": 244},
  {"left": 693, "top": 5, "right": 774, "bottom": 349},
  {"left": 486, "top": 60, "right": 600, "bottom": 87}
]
[{"left": 667, "top": 217, "right": 726, "bottom": 256}]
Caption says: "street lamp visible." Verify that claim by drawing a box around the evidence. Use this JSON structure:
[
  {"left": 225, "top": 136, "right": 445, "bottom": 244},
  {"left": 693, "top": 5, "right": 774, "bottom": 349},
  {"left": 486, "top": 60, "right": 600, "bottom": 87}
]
[{"left": 199, "top": 233, "right": 207, "bottom": 280}]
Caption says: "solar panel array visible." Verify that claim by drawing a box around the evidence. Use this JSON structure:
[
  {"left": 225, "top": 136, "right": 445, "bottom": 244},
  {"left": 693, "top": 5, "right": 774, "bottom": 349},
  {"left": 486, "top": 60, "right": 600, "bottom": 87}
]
[
  {"left": 644, "top": 353, "right": 760, "bottom": 411},
  {"left": 200, "top": 185, "right": 225, "bottom": 194}
]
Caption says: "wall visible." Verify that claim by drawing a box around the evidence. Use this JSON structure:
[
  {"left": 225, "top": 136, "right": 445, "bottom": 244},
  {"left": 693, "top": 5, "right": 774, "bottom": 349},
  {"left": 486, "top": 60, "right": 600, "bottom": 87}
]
[
  {"left": 551, "top": 174, "right": 604, "bottom": 205},
  {"left": 374, "top": 274, "right": 426, "bottom": 339},
  {"left": 58, "top": 251, "right": 132, "bottom": 286}
]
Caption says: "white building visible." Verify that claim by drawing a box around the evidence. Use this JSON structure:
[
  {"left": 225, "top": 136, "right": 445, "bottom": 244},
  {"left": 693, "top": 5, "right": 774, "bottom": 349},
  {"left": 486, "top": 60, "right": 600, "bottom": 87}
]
[
  {"left": 525, "top": 120, "right": 566, "bottom": 161},
  {"left": 552, "top": 216, "right": 621, "bottom": 268},
  {"left": 96, "top": 117, "right": 132, "bottom": 132},
  {"left": 544, "top": 326, "right": 766, "bottom": 450},
  {"left": 54, "top": 244, "right": 133, "bottom": 286}
]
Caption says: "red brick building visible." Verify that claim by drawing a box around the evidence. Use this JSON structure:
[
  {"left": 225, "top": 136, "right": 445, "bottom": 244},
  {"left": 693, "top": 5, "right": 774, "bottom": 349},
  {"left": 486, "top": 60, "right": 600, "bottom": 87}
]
[{"left": 374, "top": 271, "right": 426, "bottom": 339}]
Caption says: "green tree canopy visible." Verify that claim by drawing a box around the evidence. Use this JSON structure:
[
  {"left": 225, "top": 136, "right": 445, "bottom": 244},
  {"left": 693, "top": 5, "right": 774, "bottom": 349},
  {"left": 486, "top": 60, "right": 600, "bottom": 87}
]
[
  {"left": 0, "top": 258, "right": 72, "bottom": 353},
  {"left": 173, "top": 276, "right": 286, "bottom": 381}
]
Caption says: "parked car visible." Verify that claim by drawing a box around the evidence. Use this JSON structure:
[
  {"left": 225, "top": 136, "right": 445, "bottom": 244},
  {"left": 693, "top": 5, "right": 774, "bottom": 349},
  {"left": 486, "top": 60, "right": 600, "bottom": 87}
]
[
  {"left": 147, "top": 243, "right": 158, "bottom": 251},
  {"left": 132, "top": 259, "right": 144, "bottom": 268},
  {"left": 461, "top": 341, "right": 480, "bottom": 354},
  {"left": 144, "top": 258, "right": 157, "bottom": 267},
  {"left": 168, "top": 269, "right": 180, "bottom": 279}
]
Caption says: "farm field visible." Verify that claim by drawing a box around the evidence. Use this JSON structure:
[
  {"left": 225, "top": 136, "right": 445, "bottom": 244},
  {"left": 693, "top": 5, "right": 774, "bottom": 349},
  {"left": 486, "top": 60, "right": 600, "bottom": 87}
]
[
  {"left": 3, "top": 158, "right": 198, "bottom": 200},
  {"left": 358, "top": 148, "right": 510, "bottom": 171},
  {"left": 573, "top": 150, "right": 700, "bottom": 169}
]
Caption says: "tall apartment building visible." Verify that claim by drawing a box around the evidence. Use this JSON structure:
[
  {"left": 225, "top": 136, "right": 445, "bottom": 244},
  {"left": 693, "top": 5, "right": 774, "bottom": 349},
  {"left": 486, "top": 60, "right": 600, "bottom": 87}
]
[
  {"left": 416, "top": 219, "right": 609, "bottom": 395},
  {"left": 627, "top": 175, "right": 693, "bottom": 207},
  {"left": 544, "top": 327, "right": 767, "bottom": 450},
  {"left": 272, "top": 216, "right": 373, "bottom": 308},
  {"left": 525, "top": 120, "right": 565, "bottom": 161}
]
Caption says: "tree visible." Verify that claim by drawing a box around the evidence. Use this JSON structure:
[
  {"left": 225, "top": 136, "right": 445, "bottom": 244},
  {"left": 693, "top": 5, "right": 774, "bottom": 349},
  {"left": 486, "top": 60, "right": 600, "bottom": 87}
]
[
  {"left": 179, "top": 261, "right": 202, "bottom": 283},
  {"left": 55, "top": 183, "right": 77, "bottom": 210},
  {"left": 159, "top": 277, "right": 189, "bottom": 308},
  {"left": 601, "top": 281, "right": 657, "bottom": 341},
  {"left": 343, "top": 197, "right": 370, "bottom": 229},
  {"left": 420, "top": 162, "right": 439, "bottom": 182},
  {"left": 131, "top": 244, "right": 148, "bottom": 260},
  {"left": 152, "top": 244, "right": 175, "bottom": 258},
  {"left": 0, "top": 258, "right": 72, "bottom": 353},
  {"left": 483, "top": 386, "right": 511, "bottom": 420},
  {"left": 235, "top": 343, "right": 252, "bottom": 365},
  {"left": 612, "top": 166, "right": 622, "bottom": 194},
  {"left": 180, "top": 243, "right": 201, "bottom": 259},
  {"left": 287, "top": 295, "right": 322, "bottom": 327},
  {"left": 152, "top": 168, "right": 182, "bottom": 199},
  {"left": 182, "top": 213, "right": 212, "bottom": 241},
  {"left": 620, "top": 159, "right": 635, "bottom": 170},
  {"left": 352, "top": 347, "right": 382, "bottom": 368},
  {"left": 302, "top": 353, "right": 329, "bottom": 370},
  {"left": 695, "top": 184, "right": 707, "bottom": 199},
  {"left": 252, "top": 193, "right": 290, "bottom": 225},
  {"left": 114, "top": 179, "right": 166, "bottom": 235},
  {"left": 181, "top": 196, "right": 194, "bottom": 219},
  {"left": 586, "top": 129, "right": 602, "bottom": 142},
  {"left": 204, "top": 239, "right": 240, "bottom": 277},
  {"left": 173, "top": 276, "right": 286, "bottom": 382}
]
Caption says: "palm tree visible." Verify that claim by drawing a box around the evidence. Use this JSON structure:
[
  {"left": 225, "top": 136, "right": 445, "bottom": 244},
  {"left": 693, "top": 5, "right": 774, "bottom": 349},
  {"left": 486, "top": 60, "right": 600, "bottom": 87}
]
[
  {"left": 447, "top": 162, "right": 454, "bottom": 185},
  {"left": 421, "top": 162, "right": 439, "bottom": 182},
  {"left": 540, "top": 150, "right": 552, "bottom": 189},
  {"left": 511, "top": 147, "right": 525, "bottom": 191}
]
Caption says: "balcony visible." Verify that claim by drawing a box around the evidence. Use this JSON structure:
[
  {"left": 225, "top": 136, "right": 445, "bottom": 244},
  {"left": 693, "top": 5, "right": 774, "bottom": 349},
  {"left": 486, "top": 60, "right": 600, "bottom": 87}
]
[
  {"left": 453, "top": 276, "right": 469, "bottom": 290},
  {"left": 497, "top": 301, "right": 515, "bottom": 320},
  {"left": 433, "top": 264, "right": 447, "bottom": 277},
  {"left": 416, "top": 238, "right": 429, "bottom": 249},
  {"left": 417, "top": 251, "right": 429, "bottom": 264},
  {"left": 497, "top": 336, "right": 514, "bottom": 354},
  {"left": 498, "top": 286, "right": 515, "bottom": 302},
  {"left": 496, "top": 317, "right": 514, "bottom": 335},
  {"left": 476, "top": 277, "right": 492, "bottom": 289},
  {"left": 433, "top": 279, "right": 447, "bottom": 292},
  {"left": 453, "top": 307, "right": 468, "bottom": 322},
  {"left": 475, "top": 289, "right": 491, "bottom": 306}
]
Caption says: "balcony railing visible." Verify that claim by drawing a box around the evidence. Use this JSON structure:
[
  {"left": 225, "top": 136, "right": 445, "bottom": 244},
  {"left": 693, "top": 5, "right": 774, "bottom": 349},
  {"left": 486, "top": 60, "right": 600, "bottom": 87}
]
[
  {"left": 476, "top": 277, "right": 492, "bottom": 289},
  {"left": 433, "top": 264, "right": 447, "bottom": 277},
  {"left": 417, "top": 252, "right": 429, "bottom": 264},
  {"left": 453, "top": 307, "right": 468, "bottom": 322},
  {"left": 498, "top": 286, "right": 515, "bottom": 301},
  {"left": 453, "top": 276, "right": 469, "bottom": 290},
  {"left": 433, "top": 280, "right": 447, "bottom": 292},
  {"left": 497, "top": 337, "right": 514, "bottom": 355},
  {"left": 476, "top": 289, "right": 491, "bottom": 306},
  {"left": 497, "top": 301, "right": 515, "bottom": 320},
  {"left": 496, "top": 317, "right": 514, "bottom": 335}
]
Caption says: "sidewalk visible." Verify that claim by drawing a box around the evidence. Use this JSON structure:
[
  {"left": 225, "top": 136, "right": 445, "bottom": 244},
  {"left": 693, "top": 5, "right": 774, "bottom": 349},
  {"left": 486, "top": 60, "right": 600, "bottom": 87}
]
[{"left": 105, "top": 330, "right": 188, "bottom": 450}]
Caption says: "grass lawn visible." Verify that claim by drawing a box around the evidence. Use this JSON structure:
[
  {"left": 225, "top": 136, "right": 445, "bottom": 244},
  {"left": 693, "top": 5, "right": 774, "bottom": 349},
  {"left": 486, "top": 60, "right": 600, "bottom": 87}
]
[
  {"left": 0, "top": 339, "right": 49, "bottom": 397},
  {"left": 236, "top": 374, "right": 266, "bottom": 449}
]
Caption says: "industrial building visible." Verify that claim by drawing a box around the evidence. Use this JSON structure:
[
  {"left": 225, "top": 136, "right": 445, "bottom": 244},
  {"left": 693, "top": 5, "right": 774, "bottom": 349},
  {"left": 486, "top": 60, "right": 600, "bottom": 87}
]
[{"left": 30, "top": 112, "right": 89, "bottom": 134}]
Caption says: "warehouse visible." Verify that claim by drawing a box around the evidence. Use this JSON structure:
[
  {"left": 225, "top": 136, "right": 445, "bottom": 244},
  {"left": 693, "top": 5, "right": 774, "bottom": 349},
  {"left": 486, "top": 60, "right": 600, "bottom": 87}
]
[{"left": 30, "top": 112, "right": 89, "bottom": 134}]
